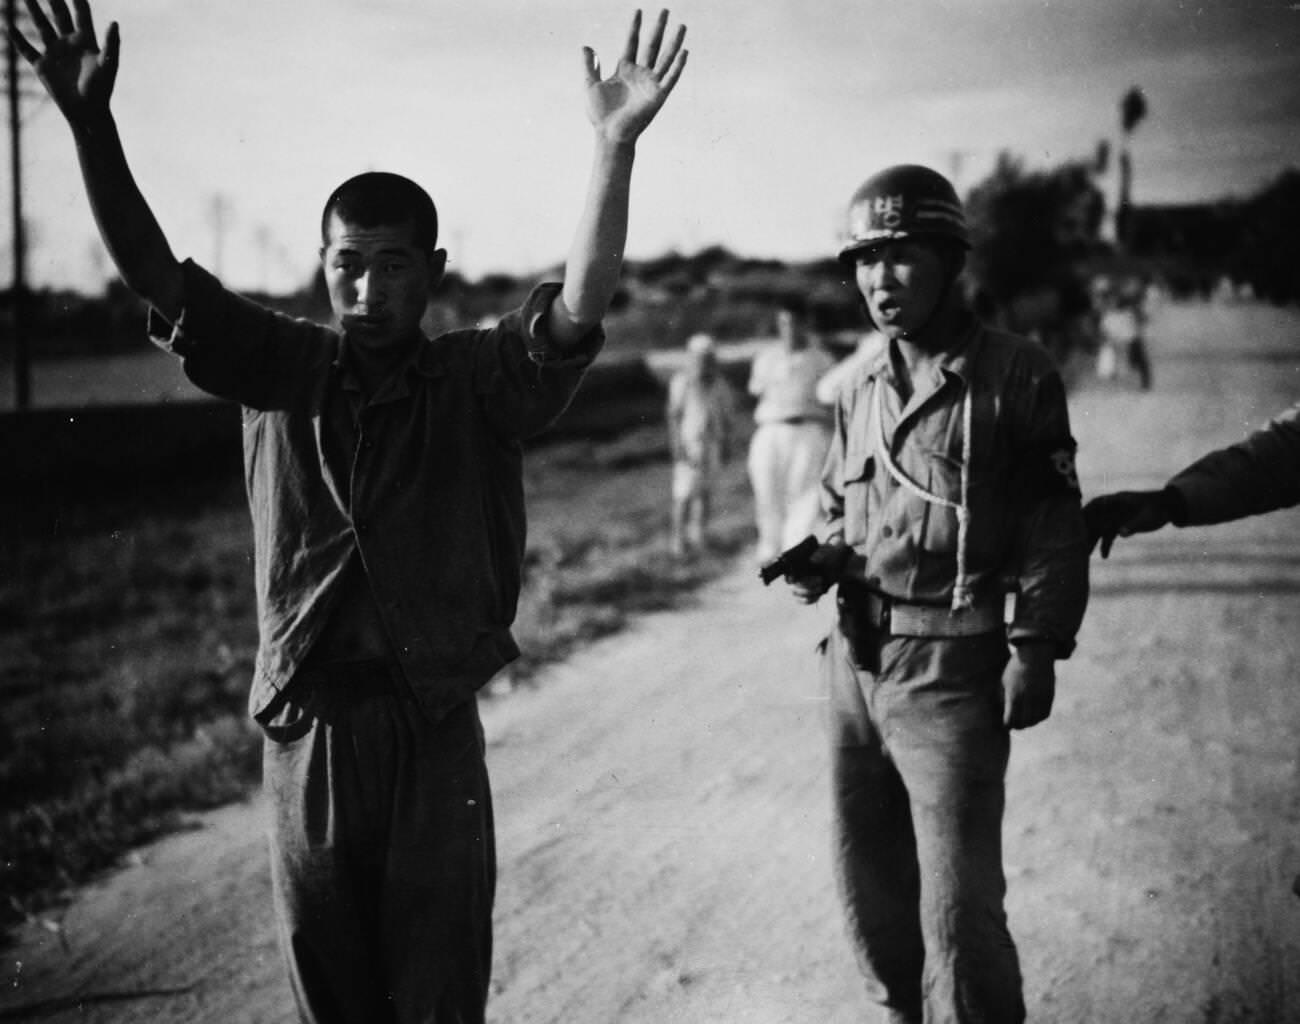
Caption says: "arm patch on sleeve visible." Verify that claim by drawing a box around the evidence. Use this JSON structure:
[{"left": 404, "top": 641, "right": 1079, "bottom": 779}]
[{"left": 1024, "top": 439, "right": 1081, "bottom": 497}]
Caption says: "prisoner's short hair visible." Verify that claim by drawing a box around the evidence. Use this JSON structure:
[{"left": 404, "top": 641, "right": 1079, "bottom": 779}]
[{"left": 320, "top": 172, "right": 440, "bottom": 255}]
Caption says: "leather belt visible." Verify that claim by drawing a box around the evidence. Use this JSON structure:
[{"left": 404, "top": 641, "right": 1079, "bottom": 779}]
[{"left": 862, "top": 591, "right": 1003, "bottom": 638}]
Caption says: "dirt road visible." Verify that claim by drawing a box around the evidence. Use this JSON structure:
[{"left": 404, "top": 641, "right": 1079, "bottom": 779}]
[{"left": 4, "top": 299, "right": 1300, "bottom": 1022}]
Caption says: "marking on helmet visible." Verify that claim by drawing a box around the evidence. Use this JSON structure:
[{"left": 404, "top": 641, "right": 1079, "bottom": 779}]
[{"left": 873, "top": 194, "right": 905, "bottom": 228}]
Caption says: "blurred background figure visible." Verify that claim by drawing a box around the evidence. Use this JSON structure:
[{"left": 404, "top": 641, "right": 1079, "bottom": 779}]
[
  {"left": 746, "top": 300, "right": 836, "bottom": 563},
  {"left": 816, "top": 328, "right": 886, "bottom": 406},
  {"left": 1093, "top": 273, "right": 1153, "bottom": 389},
  {"left": 666, "top": 333, "right": 738, "bottom": 557}
]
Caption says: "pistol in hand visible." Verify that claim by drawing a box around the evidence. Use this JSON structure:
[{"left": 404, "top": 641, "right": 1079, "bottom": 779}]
[{"left": 758, "top": 535, "right": 821, "bottom": 586}]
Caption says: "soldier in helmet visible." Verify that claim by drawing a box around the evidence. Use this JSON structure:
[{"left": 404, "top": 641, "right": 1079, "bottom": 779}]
[{"left": 778, "top": 165, "right": 1090, "bottom": 1023}]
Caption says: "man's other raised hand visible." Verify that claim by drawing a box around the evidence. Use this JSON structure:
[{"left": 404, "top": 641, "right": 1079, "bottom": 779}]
[{"left": 582, "top": 9, "right": 687, "bottom": 145}]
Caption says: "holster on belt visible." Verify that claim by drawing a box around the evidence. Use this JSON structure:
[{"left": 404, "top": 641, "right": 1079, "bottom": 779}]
[
  {"left": 835, "top": 578, "right": 1005, "bottom": 673},
  {"left": 836, "top": 578, "right": 882, "bottom": 673}
]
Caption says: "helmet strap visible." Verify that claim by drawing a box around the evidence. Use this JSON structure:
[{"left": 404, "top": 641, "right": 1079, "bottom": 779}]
[{"left": 893, "top": 242, "right": 968, "bottom": 343}]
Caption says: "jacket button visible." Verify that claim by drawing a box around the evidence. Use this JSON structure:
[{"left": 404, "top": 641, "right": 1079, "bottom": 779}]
[{"left": 881, "top": 525, "right": 893, "bottom": 538}]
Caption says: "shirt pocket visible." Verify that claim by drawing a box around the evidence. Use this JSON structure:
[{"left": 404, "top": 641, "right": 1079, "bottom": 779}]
[{"left": 840, "top": 449, "right": 876, "bottom": 547}]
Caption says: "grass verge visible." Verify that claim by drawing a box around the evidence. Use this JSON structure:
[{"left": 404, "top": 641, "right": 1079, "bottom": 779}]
[{"left": 0, "top": 423, "right": 758, "bottom": 940}]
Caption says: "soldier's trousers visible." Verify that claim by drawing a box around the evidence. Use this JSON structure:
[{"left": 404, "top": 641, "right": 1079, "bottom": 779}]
[
  {"left": 822, "top": 626, "right": 1025, "bottom": 1024},
  {"left": 260, "top": 660, "right": 496, "bottom": 1024}
]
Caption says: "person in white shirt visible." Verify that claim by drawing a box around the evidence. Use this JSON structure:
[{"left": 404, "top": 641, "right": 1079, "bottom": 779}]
[
  {"left": 747, "top": 300, "right": 836, "bottom": 562},
  {"left": 816, "top": 329, "right": 887, "bottom": 406}
]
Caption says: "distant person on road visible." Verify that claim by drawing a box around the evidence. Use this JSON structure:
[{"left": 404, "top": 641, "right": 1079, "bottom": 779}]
[
  {"left": 666, "top": 332, "right": 737, "bottom": 557},
  {"left": 1085, "top": 402, "right": 1300, "bottom": 557},
  {"left": 780, "top": 165, "right": 1090, "bottom": 1024},
  {"left": 12, "top": 1, "right": 688, "bottom": 1020},
  {"left": 1093, "top": 274, "right": 1153, "bottom": 390},
  {"left": 747, "top": 299, "right": 836, "bottom": 563}
]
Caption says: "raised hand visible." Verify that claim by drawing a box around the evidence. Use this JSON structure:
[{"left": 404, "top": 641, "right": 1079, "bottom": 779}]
[
  {"left": 9, "top": 0, "right": 119, "bottom": 126},
  {"left": 582, "top": 9, "right": 687, "bottom": 145}
]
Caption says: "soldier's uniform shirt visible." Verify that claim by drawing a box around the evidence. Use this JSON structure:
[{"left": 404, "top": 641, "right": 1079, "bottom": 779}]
[{"left": 822, "top": 318, "right": 1088, "bottom": 650}]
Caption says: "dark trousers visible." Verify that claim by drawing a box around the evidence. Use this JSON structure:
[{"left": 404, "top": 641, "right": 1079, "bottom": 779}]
[
  {"left": 822, "top": 627, "right": 1025, "bottom": 1024},
  {"left": 260, "top": 661, "right": 496, "bottom": 1024}
]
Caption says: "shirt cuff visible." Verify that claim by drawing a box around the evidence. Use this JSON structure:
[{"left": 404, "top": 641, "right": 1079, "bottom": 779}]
[
  {"left": 1008, "top": 623, "right": 1075, "bottom": 659},
  {"left": 147, "top": 302, "right": 187, "bottom": 354},
  {"left": 521, "top": 282, "right": 604, "bottom": 368},
  {"left": 1162, "top": 484, "right": 1191, "bottom": 527}
]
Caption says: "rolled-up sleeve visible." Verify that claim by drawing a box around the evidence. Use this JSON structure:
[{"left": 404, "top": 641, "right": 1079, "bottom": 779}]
[{"left": 474, "top": 282, "right": 605, "bottom": 440}]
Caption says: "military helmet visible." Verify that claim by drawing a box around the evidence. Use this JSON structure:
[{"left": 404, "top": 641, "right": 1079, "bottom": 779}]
[{"left": 837, "top": 164, "right": 970, "bottom": 265}]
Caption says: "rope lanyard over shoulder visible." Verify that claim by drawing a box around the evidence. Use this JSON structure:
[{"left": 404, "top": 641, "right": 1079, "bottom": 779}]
[{"left": 872, "top": 377, "right": 976, "bottom": 612}]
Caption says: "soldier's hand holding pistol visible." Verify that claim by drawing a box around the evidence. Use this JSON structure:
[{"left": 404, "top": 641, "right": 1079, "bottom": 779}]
[{"left": 758, "top": 538, "right": 850, "bottom": 604}]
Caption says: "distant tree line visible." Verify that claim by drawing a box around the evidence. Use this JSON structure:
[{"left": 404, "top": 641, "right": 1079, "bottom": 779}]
[
  {"left": 4, "top": 164, "right": 1296, "bottom": 362},
  {"left": 963, "top": 152, "right": 1105, "bottom": 351},
  {"left": 961, "top": 155, "right": 1300, "bottom": 362},
  {"left": 1130, "top": 169, "right": 1300, "bottom": 304}
]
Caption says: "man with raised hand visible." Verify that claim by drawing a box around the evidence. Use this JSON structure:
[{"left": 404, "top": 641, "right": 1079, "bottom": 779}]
[{"left": 12, "top": 2, "right": 686, "bottom": 1020}]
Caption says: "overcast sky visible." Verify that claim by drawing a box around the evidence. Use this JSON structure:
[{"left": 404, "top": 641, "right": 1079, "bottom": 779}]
[{"left": 6, "top": 0, "right": 1299, "bottom": 294}]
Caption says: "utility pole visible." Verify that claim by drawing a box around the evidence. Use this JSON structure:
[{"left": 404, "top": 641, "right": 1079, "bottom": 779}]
[
  {"left": 6, "top": 0, "right": 30, "bottom": 410},
  {"left": 1116, "top": 86, "right": 1148, "bottom": 251}
]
